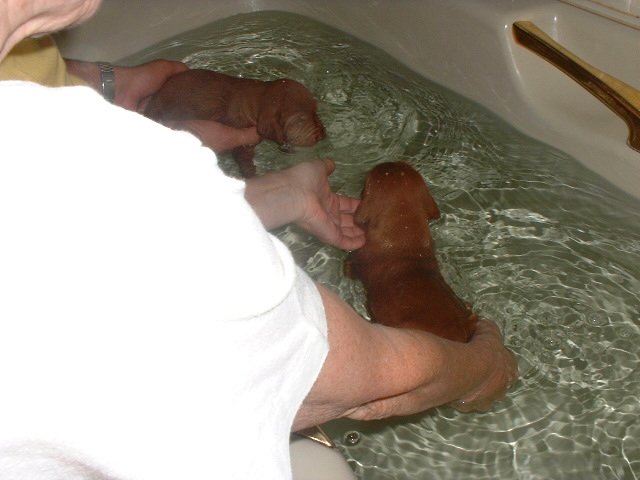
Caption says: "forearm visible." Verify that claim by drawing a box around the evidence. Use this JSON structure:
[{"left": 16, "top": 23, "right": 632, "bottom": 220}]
[
  {"left": 64, "top": 59, "right": 101, "bottom": 90},
  {"left": 293, "top": 283, "right": 516, "bottom": 430},
  {"left": 64, "top": 58, "right": 188, "bottom": 111},
  {"left": 244, "top": 169, "right": 303, "bottom": 230},
  {"left": 293, "top": 284, "right": 470, "bottom": 430}
]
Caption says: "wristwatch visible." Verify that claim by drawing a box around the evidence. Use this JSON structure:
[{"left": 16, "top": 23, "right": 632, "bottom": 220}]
[{"left": 97, "top": 62, "right": 115, "bottom": 103}]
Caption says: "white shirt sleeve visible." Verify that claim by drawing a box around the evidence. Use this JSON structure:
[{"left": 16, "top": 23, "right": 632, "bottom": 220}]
[{"left": 0, "top": 81, "right": 329, "bottom": 480}]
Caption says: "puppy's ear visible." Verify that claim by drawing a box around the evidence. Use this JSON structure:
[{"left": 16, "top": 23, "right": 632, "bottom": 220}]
[
  {"left": 421, "top": 185, "right": 441, "bottom": 220},
  {"left": 353, "top": 180, "right": 375, "bottom": 226}
]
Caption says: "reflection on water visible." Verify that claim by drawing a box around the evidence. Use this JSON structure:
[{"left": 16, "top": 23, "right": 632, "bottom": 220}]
[{"left": 122, "top": 11, "right": 640, "bottom": 479}]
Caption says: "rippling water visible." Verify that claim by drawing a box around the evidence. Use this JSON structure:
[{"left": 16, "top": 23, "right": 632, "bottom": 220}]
[{"left": 122, "top": 11, "right": 640, "bottom": 479}]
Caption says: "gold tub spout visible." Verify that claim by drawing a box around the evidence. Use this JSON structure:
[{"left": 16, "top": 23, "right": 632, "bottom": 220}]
[
  {"left": 295, "top": 425, "right": 335, "bottom": 448},
  {"left": 513, "top": 20, "right": 640, "bottom": 153}
]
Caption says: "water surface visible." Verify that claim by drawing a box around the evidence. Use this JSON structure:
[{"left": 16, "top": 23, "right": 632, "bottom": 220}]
[{"left": 123, "top": 11, "right": 640, "bottom": 479}]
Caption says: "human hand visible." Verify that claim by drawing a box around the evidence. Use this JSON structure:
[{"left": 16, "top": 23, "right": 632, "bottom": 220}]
[
  {"left": 167, "top": 119, "right": 261, "bottom": 153},
  {"left": 245, "top": 159, "right": 365, "bottom": 251},
  {"left": 345, "top": 319, "right": 518, "bottom": 420},
  {"left": 448, "top": 320, "right": 518, "bottom": 412},
  {"left": 113, "top": 60, "right": 188, "bottom": 111},
  {"left": 285, "top": 159, "right": 366, "bottom": 251}
]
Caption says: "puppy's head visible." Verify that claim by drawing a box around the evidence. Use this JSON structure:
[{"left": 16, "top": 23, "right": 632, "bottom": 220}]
[
  {"left": 257, "top": 79, "right": 325, "bottom": 147},
  {"left": 355, "top": 162, "right": 440, "bottom": 231}
]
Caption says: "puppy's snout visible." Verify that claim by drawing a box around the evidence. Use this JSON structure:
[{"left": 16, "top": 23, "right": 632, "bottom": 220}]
[
  {"left": 314, "top": 119, "right": 326, "bottom": 142},
  {"left": 283, "top": 113, "right": 326, "bottom": 146}
]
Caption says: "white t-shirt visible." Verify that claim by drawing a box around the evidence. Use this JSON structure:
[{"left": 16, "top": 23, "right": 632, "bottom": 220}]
[{"left": 0, "top": 81, "right": 329, "bottom": 480}]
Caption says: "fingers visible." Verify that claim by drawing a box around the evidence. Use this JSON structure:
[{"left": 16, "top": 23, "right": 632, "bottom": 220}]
[
  {"left": 165, "top": 60, "right": 189, "bottom": 76},
  {"left": 141, "top": 59, "right": 188, "bottom": 80},
  {"left": 321, "top": 158, "right": 336, "bottom": 175},
  {"left": 120, "top": 60, "right": 188, "bottom": 111},
  {"left": 329, "top": 195, "right": 364, "bottom": 250},
  {"left": 345, "top": 397, "right": 403, "bottom": 421},
  {"left": 314, "top": 217, "right": 363, "bottom": 251},
  {"left": 337, "top": 194, "right": 360, "bottom": 216},
  {"left": 336, "top": 223, "right": 365, "bottom": 251},
  {"left": 451, "top": 321, "right": 519, "bottom": 412},
  {"left": 333, "top": 231, "right": 366, "bottom": 251},
  {"left": 471, "top": 317, "right": 502, "bottom": 338}
]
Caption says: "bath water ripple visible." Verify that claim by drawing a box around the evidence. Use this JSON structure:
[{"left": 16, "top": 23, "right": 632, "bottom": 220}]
[{"left": 123, "top": 11, "right": 640, "bottom": 479}]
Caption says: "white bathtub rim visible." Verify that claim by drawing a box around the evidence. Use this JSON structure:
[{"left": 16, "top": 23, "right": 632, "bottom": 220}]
[{"left": 55, "top": 0, "right": 640, "bottom": 198}]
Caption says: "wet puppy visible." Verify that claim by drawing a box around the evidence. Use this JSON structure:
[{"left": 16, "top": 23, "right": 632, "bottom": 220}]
[
  {"left": 144, "top": 69, "right": 326, "bottom": 177},
  {"left": 344, "top": 162, "right": 477, "bottom": 342}
]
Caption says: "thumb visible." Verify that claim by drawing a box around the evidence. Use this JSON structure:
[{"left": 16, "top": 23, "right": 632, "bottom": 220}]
[{"left": 322, "top": 158, "right": 336, "bottom": 176}]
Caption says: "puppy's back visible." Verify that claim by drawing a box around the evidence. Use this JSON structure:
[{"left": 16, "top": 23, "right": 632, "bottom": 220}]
[
  {"left": 144, "top": 69, "right": 265, "bottom": 125},
  {"left": 347, "top": 162, "right": 477, "bottom": 342},
  {"left": 362, "top": 259, "right": 477, "bottom": 342}
]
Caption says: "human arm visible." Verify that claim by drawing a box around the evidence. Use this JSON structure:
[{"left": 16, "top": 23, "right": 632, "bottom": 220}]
[
  {"left": 244, "top": 159, "right": 365, "bottom": 251},
  {"left": 64, "top": 58, "right": 188, "bottom": 111},
  {"left": 292, "top": 283, "right": 518, "bottom": 431},
  {"left": 65, "top": 59, "right": 264, "bottom": 152},
  {"left": 164, "top": 119, "right": 260, "bottom": 153}
]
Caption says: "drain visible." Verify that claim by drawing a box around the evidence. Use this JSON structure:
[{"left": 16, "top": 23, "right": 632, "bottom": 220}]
[{"left": 343, "top": 431, "right": 361, "bottom": 446}]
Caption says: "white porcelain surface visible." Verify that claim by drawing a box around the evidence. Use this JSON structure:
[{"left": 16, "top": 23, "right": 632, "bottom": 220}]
[
  {"left": 290, "top": 437, "right": 356, "bottom": 480},
  {"left": 58, "top": 0, "right": 640, "bottom": 199}
]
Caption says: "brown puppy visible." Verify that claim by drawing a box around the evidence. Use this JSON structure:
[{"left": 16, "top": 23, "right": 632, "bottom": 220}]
[
  {"left": 144, "top": 69, "right": 326, "bottom": 177},
  {"left": 344, "top": 162, "right": 477, "bottom": 342}
]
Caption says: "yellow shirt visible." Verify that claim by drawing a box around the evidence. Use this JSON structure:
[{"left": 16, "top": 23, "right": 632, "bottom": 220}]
[{"left": 0, "top": 36, "right": 87, "bottom": 87}]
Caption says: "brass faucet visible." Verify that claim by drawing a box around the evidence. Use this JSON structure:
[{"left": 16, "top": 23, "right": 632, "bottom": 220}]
[{"left": 513, "top": 20, "right": 640, "bottom": 153}]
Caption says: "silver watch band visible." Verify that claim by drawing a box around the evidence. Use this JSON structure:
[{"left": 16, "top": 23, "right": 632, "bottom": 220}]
[{"left": 97, "top": 62, "right": 115, "bottom": 103}]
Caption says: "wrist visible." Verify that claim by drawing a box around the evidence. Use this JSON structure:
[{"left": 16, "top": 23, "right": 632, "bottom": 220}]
[
  {"left": 64, "top": 59, "right": 116, "bottom": 103},
  {"left": 64, "top": 59, "right": 100, "bottom": 90},
  {"left": 399, "top": 330, "right": 487, "bottom": 409},
  {"left": 244, "top": 171, "right": 303, "bottom": 230},
  {"left": 96, "top": 62, "right": 115, "bottom": 103}
]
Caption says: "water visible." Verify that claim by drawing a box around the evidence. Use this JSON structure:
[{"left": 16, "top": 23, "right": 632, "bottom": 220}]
[{"left": 122, "top": 11, "right": 640, "bottom": 479}]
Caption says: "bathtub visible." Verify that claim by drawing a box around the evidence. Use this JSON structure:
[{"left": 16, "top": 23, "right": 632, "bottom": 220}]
[
  {"left": 58, "top": 0, "right": 640, "bottom": 199},
  {"left": 55, "top": 1, "right": 640, "bottom": 478}
]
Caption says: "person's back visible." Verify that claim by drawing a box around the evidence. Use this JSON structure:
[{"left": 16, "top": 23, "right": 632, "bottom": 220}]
[{"left": 0, "top": 80, "right": 329, "bottom": 480}]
